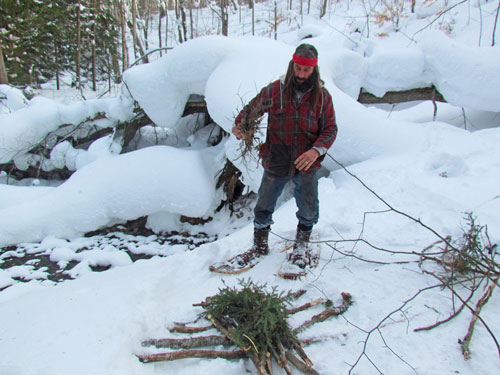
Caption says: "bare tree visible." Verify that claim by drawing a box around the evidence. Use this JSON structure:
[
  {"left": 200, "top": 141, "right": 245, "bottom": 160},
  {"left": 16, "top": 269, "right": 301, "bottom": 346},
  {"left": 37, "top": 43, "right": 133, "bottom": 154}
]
[
  {"left": 220, "top": 0, "right": 229, "bottom": 36},
  {"left": 91, "top": 0, "right": 100, "bottom": 91},
  {"left": 164, "top": 0, "right": 169, "bottom": 47},
  {"left": 209, "top": 0, "right": 229, "bottom": 36},
  {"left": 189, "top": 0, "right": 194, "bottom": 39},
  {"left": 250, "top": 0, "right": 255, "bottom": 35},
  {"left": 179, "top": 0, "right": 189, "bottom": 41},
  {"left": 158, "top": 1, "right": 163, "bottom": 55},
  {"left": 173, "top": 0, "right": 187, "bottom": 43},
  {"left": 320, "top": 0, "right": 327, "bottom": 18},
  {"left": 132, "top": 0, "right": 139, "bottom": 57},
  {"left": 106, "top": 0, "right": 122, "bottom": 82},
  {"left": 76, "top": 0, "right": 82, "bottom": 89},
  {"left": 493, "top": 0, "right": 500, "bottom": 46},
  {"left": 120, "top": 0, "right": 129, "bottom": 71},
  {"left": 274, "top": 1, "right": 278, "bottom": 39},
  {"left": 0, "top": 45, "right": 8, "bottom": 85}
]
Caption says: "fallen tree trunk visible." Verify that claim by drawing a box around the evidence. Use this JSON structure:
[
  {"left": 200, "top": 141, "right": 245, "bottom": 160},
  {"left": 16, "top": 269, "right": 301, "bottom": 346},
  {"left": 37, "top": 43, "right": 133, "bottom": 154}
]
[
  {"left": 0, "top": 110, "right": 153, "bottom": 182},
  {"left": 357, "top": 86, "right": 446, "bottom": 104}
]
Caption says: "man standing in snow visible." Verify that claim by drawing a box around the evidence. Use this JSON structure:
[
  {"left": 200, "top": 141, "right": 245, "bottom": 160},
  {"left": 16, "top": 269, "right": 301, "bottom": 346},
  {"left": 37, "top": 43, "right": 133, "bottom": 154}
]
[{"left": 231, "top": 43, "right": 337, "bottom": 269}]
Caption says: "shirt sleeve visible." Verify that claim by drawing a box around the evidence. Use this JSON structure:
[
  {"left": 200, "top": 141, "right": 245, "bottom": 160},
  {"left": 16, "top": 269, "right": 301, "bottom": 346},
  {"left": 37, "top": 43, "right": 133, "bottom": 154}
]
[{"left": 313, "top": 89, "right": 337, "bottom": 151}]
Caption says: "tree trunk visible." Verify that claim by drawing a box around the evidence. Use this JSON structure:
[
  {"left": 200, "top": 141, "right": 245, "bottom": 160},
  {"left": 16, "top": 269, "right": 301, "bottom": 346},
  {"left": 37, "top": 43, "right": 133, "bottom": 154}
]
[
  {"left": 221, "top": 0, "right": 228, "bottom": 36},
  {"left": 109, "top": 0, "right": 122, "bottom": 81},
  {"left": 165, "top": 0, "right": 169, "bottom": 47},
  {"left": 144, "top": 18, "right": 149, "bottom": 52},
  {"left": 274, "top": 1, "right": 278, "bottom": 40},
  {"left": 0, "top": 45, "right": 8, "bottom": 84},
  {"left": 158, "top": 5, "right": 163, "bottom": 56},
  {"left": 189, "top": 0, "right": 194, "bottom": 39},
  {"left": 179, "top": 0, "right": 188, "bottom": 42},
  {"left": 120, "top": 0, "right": 129, "bottom": 71},
  {"left": 91, "top": 0, "right": 99, "bottom": 91},
  {"left": 54, "top": 44, "right": 60, "bottom": 90},
  {"left": 126, "top": 20, "right": 149, "bottom": 63},
  {"left": 357, "top": 86, "right": 446, "bottom": 104},
  {"left": 320, "top": 0, "right": 327, "bottom": 18},
  {"left": 132, "top": 0, "right": 138, "bottom": 58},
  {"left": 251, "top": 0, "right": 255, "bottom": 35},
  {"left": 493, "top": 0, "right": 500, "bottom": 46},
  {"left": 76, "top": 0, "right": 82, "bottom": 89},
  {"left": 175, "top": 0, "right": 184, "bottom": 43}
]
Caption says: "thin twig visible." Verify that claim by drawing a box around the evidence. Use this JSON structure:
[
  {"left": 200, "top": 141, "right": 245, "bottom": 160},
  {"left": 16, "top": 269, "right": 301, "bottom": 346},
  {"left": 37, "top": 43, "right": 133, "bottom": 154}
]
[
  {"left": 413, "top": 286, "right": 475, "bottom": 332},
  {"left": 294, "top": 293, "right": 353, "bottom": 334},
  {"left": 411, "top": 0, "right": 467, "bottom": 40},
  {"left": 459, "top": 277, "right": 499, "bottom": 360},
  {"left": 287, "top": 298, "right": 326, "bottom": 315},
  {"left": 169, "top": 324, "right": 214, "bottom": 334},
  {"left": 427, "top": 273, "right": 500, "bottom": 360},
  {"left": 347, "top": 284, "right": 442, "bottom": 374},
  {"left": 327, "top": 155, "right": 459, "bottom": 252}
]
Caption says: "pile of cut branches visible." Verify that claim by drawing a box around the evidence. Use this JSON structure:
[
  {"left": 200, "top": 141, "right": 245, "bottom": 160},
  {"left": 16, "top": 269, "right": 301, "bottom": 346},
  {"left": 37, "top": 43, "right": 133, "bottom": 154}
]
[
  {"left": 138, "top": 280, "right": 352, "bottom": 374},
  {"left": 417, "top": 212, "right": 499, "bottom": 360}
]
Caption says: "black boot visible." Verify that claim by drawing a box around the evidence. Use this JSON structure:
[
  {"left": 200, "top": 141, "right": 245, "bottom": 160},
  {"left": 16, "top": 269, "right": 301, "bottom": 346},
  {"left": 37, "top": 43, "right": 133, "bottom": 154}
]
[
  {"left": 253, "top": 226, "right": 270, "bottom": 256},
  {"left": 289, "top": 224, "right": 312, "bottom": 268},
  {"left": 234, "top": 226, "right": 270, "bottom": 266}
]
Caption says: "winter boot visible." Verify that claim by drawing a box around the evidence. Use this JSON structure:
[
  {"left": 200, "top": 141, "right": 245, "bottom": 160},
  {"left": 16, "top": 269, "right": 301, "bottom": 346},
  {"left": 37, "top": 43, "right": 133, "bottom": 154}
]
[
  {"left": 234, "top": 226, "right": 270, "bottom": 267},
  {"left": 288, "top": 224, "right": 312, "bottom": 268}
]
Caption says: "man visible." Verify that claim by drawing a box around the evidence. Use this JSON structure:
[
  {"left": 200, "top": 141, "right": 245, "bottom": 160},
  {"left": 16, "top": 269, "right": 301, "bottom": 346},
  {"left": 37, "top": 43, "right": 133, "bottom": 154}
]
[{"left": 232, "top": 43, "right": 337, "bottom": 268}]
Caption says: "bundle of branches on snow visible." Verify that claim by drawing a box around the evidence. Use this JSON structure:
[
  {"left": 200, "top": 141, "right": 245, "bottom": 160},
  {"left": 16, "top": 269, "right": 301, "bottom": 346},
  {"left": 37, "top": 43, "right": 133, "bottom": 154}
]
[{"left": 139, "top": 279, "right": 353, "bottom": 374}]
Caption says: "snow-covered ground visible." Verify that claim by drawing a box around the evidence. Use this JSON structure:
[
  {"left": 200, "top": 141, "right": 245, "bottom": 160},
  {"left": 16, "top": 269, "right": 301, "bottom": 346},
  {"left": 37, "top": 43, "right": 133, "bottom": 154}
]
[{"left": 1, "top": 1, "right": 499, "bottom": 374}]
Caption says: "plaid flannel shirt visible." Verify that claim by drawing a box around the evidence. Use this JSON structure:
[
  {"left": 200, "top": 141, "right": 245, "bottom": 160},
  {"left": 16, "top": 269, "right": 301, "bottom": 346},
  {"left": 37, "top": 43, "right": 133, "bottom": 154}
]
[{"left": 235, "top": 79, "right": 337, "bottom": 177}]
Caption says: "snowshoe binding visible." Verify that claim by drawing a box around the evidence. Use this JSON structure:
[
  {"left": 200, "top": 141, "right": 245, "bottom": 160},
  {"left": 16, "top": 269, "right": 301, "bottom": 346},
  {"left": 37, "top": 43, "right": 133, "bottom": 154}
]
[{"left": 209, "top": 227, "right": 270, "bottom": 274}]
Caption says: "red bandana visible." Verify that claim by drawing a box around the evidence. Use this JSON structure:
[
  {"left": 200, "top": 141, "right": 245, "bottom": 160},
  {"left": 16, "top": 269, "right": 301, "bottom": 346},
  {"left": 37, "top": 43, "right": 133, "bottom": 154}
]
[{"left": 292, "top": 54, "right": 318, "bottom": 67}]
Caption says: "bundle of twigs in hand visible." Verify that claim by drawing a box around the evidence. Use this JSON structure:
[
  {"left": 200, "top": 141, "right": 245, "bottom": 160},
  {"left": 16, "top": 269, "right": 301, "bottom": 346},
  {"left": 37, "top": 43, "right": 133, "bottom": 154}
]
[{"left": 236, "top": 98, "right": 265, "bottom": 161}]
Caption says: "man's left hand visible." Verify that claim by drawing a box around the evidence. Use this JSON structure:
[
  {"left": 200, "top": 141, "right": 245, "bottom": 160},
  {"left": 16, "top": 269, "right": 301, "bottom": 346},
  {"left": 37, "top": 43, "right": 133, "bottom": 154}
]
[{"left": 294, "top": 149, "right": 320, "bottom": 171}]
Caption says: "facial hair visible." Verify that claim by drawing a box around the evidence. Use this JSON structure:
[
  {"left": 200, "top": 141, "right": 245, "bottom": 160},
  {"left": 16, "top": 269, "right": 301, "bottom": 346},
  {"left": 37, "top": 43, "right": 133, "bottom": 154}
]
[{"left": 293, "top": 73, "right": 314, "bottom": 92}]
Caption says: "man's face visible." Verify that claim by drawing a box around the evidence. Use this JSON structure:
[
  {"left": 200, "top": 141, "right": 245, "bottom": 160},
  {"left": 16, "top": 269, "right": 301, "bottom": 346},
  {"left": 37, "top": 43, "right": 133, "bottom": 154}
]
[{"left": 293, "top": 63, "right": 314, "bottom": 84}]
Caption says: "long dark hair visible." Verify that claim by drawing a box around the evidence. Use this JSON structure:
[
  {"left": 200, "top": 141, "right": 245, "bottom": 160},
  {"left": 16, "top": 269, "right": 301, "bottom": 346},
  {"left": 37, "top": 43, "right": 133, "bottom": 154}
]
[{"left": 283, "top": 44, "right": 322, "bottom": 110}]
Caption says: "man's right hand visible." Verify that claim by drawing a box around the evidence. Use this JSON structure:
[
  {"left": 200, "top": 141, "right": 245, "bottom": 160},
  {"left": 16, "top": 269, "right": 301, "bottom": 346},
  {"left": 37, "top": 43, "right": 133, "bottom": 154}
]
[{"left": 232, "top": 125, "right": 244, "bottom": 140}]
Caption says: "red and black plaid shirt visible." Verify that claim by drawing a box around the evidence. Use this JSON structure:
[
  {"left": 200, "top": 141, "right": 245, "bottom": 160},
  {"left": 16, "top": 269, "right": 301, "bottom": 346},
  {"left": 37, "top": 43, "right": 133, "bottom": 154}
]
[{"left": 236, "top": 79, "right": 337, "bottom": 176}]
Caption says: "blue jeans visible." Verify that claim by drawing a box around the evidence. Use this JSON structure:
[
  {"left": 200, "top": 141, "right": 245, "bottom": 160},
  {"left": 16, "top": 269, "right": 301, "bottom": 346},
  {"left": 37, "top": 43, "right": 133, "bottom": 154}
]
[{"left": 254, "top": 170, "right": 319, "bottom": 229}]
